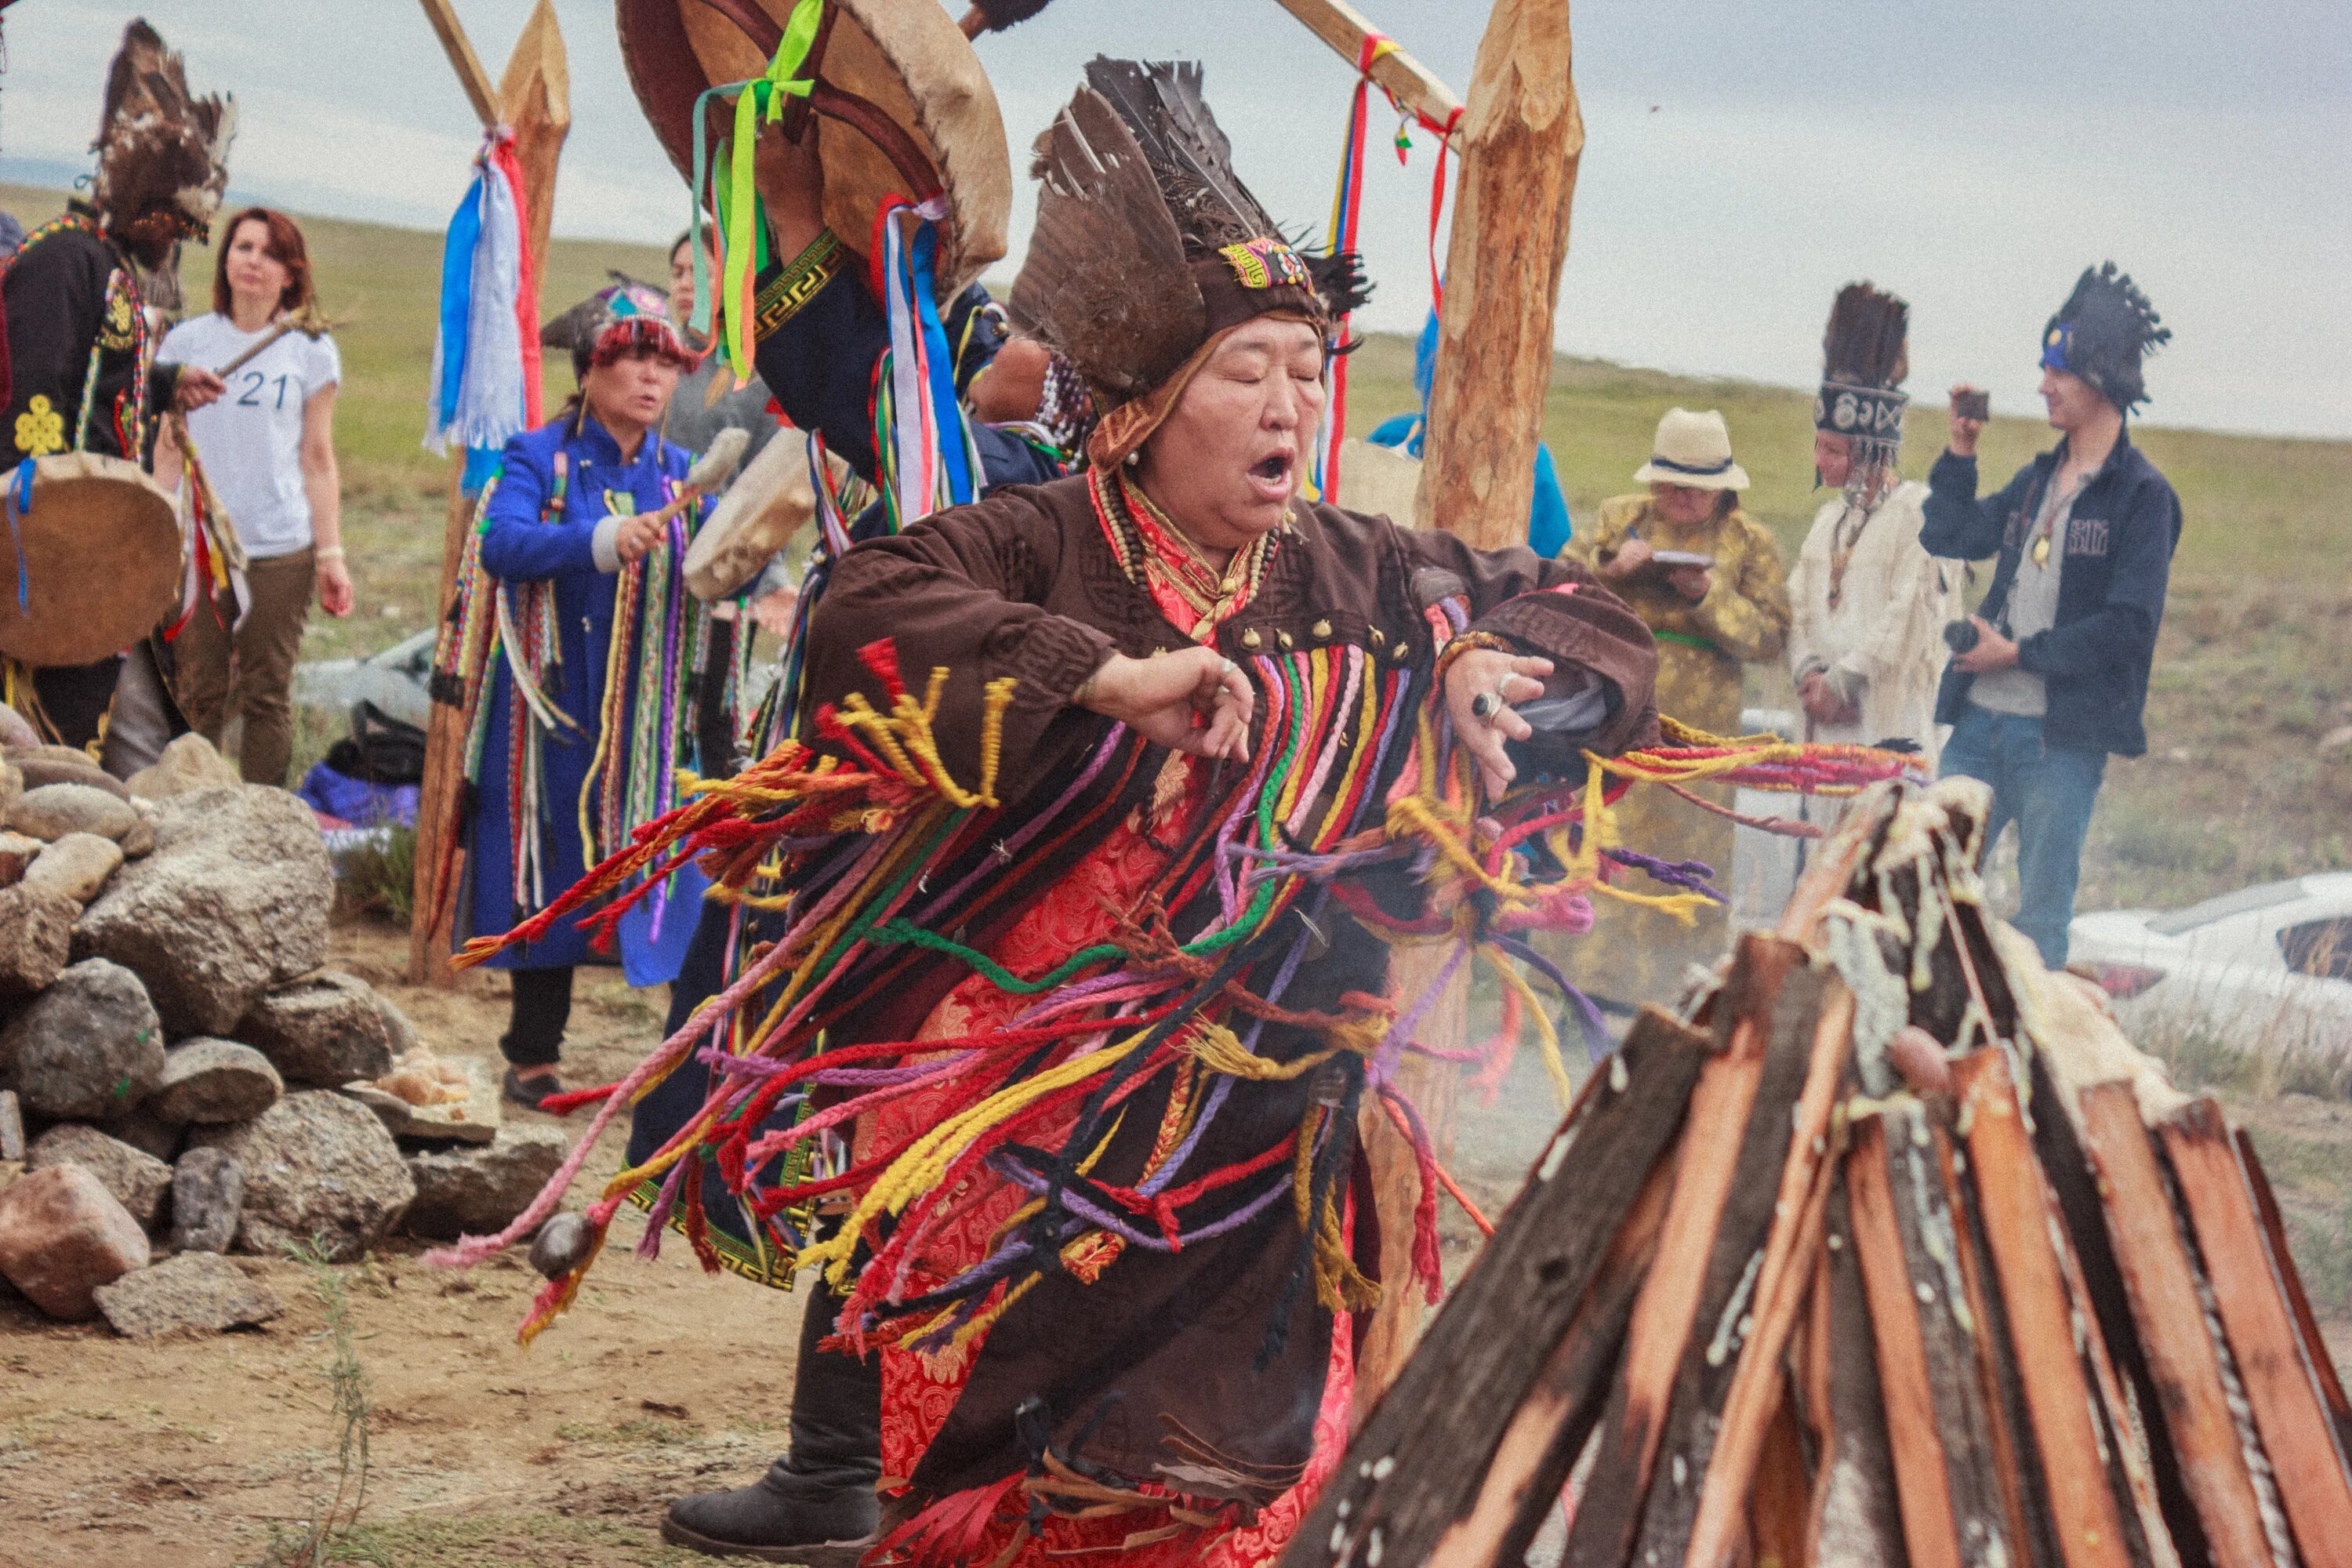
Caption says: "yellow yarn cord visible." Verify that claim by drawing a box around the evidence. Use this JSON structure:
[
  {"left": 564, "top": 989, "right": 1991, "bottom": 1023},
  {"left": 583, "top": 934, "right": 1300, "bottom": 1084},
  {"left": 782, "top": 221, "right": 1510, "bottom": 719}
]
[{"left": 1482, "top": 942, "right": 1573, "bottom": 1110}]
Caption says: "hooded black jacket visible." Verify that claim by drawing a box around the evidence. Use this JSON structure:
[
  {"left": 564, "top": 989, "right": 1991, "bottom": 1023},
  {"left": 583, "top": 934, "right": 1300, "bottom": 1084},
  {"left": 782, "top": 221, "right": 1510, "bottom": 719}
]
[{"left": 1921, "top": 431, "right": 2181, "bottom": 757}]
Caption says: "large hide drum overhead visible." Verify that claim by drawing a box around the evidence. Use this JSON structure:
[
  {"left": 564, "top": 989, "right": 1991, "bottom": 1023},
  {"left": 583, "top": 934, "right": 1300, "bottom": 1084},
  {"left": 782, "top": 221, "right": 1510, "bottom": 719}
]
[
  {"left": 0, "top": 452, "right": 181, "bottom": 667},
  {"left": 616, "top": 0, "right": 1011, "bottom": 294}
]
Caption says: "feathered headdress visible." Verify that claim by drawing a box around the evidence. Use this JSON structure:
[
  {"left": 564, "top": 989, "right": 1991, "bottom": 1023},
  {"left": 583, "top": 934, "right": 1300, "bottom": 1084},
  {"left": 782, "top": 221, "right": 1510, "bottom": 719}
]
[
  {"left": 89, "top": 20, "right": 234, "bottom": 240},
  {"left": 1011, "top": 57, "right": 1369, "bottom": 460},
  {"left": 2042, "top": 262, "right": 2169, "bottom": 412},
  {"left": 1813, "top": 282, "right": 1909, "bottom": 473}
]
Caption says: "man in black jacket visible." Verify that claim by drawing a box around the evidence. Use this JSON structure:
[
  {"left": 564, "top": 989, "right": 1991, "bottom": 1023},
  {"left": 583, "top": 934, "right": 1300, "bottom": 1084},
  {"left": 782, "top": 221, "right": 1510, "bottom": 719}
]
[{"left": 1923, "top": 263, "right": 2180, "bottom": 967}]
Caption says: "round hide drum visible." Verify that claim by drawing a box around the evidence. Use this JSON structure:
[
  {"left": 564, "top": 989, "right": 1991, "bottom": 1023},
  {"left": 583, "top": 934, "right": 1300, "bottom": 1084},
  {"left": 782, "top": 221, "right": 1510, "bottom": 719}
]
[
  {"left": 1333, "top": 437, "right": 1426, "bottom": 528},
  {"left": 684, "top": 430, "right": 855, "bottom": 603},
  {"left": 0, "top": 452, "right": 181, "bottom": 667},
  {"left": 617, "top": 0, "right": 1011, "bottom": 294}
]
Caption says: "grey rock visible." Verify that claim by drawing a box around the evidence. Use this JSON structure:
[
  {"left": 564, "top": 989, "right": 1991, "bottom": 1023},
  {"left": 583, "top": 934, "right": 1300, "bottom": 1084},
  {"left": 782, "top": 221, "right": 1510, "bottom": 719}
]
[
  {"left": 71, "top": 786, "right": 332, "bottom": 1035},
  {"left": 9, "top": 754, "right": 130, "bottom": 800},
  {"left": 0, "top": 701, "right": 36, "bottom": 750},
  {"left": 0, "top": 1089, "right": 20, "bottom": 1162},
  {"left": 0, "top": 1162, "right": 150, "bottom": 1319},
  {"left": 123, "top": 733, "right": 241, "bottom": 801},
  {"left": 376, "top": 991, "right": 421, "bottom": 1057},
  {"left": 169, "top": 1145, "right": 244, "bottom": 1252},
  {"left": 235, "top": 971, "right": 394, "bottom": 1087},
  {"left": 95, "top": 1250, "right": 282, "bottom": 1337},
  {"left": 187, "top": 1090, "right": 413, "bottom": 1261},
  {"left": 0, "top": 884, "right": 75, "bottom": 999},
  {"left": 118, "top": 813, "right": 155, "bottom": 859},
  {"left": 25, "top": 1123, "right": 172, "bottom": 1225},
  {"left": 8, "top": 782, "right": 137, "bottom": 844},
  {"left": 401, "top": 1124, "right": 566, "bottom": 1240},
  {"left": 0, "top": 829, "right": 40, "bottom": 887},
  {"left": 102, "top": 1103, "right": 183, "bottom": 1163},
  {"left": 0, "top": 760, "right": 15, "bottom": 823},
  {"left": 0, "top": 958, "right": 164, "bottom": 1120},
  {"left": 150, "top": 1038, "right": 283, "bottom": 1125},
  {"left": 20, "top": 831, "right": 122, "bottom": 902}
]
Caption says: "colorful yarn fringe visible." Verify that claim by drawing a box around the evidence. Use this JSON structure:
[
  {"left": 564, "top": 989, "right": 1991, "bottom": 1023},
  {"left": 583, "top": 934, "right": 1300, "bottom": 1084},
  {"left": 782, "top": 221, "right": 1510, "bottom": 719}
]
[{"left": 428, "top": 630, "right": 1920, "bottom": 1374}]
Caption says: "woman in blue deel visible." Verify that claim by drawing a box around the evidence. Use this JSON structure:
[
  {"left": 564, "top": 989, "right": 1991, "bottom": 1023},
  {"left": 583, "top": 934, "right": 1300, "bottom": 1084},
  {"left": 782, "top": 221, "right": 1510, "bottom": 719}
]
[
  {"left": 459, "top": 282, "right": 716, "bottom": 1108},
  {"left": 1368, "top": 306, "right": 1573, "bottom": 556}
]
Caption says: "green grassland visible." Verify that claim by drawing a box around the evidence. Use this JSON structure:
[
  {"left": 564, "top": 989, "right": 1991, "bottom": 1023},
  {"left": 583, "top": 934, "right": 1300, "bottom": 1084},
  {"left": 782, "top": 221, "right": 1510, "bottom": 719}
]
[{"left": 8, "top": 181, "right": 2346, "bottom": 916}]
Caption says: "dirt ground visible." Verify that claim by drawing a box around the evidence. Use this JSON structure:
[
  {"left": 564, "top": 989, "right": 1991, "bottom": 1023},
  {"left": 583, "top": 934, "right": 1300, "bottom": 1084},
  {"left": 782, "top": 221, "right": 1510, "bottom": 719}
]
[
  {"left": 2, "top": 924, "right": 811, "bottom": 1568},
  {"left": 5, "top": 923, "right": 2345, "bottom": 1566}
]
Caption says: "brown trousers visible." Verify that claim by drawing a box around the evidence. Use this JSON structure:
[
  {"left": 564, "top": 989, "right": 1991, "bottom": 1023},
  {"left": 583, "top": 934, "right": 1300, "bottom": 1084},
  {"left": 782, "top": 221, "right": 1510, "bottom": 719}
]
[{"left": 175, "top": 546, "right": 315, "bottom": 788}]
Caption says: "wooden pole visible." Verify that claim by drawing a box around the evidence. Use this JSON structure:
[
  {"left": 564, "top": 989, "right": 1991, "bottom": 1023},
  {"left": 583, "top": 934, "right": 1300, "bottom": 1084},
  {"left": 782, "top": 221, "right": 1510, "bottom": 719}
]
[
  {"left": 1270, "top": 0, "right": 1463, "bottom": 134},
  {"left": 406, "top": 0, "right": 571, "bottom": 985},
  {"left": 416, "top": 0, "right": 499, "bottom": 129},
  {"left": 1353, "top": 0, "right": 1584, "bottom": 1411}
]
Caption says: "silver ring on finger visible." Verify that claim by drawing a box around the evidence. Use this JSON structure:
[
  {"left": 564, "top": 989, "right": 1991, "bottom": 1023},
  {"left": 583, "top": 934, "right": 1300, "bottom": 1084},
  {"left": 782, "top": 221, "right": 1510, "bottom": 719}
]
[{"left": 1470, "top": 691, "right": 1506, "bottom": 725}]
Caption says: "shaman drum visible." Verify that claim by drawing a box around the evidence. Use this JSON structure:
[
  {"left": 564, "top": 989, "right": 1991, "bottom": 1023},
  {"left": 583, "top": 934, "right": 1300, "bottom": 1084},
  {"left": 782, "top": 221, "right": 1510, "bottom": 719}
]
[
  {"left": 683, "top": 430, "right": 856, "bottom": 603},
  {"left": 0, "top": 452, "right": 181, "bottom": 667},
  {"left": 617, "top": 0, "right": 1011, "bottom": 296}
]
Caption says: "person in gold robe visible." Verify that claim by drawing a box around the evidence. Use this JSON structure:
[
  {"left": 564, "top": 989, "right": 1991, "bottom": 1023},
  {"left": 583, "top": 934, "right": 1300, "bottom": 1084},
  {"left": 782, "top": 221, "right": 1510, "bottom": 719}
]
[{"left": 1560, "top": 407, "right": 1790, "bottom": 1008}]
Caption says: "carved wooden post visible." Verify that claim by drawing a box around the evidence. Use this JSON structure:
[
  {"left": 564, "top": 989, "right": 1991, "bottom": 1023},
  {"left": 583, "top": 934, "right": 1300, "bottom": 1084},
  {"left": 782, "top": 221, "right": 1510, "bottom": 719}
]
[
  {"left": 1356, "top": 0, "right": 1584, "bottom": 1410},
  {"left": 407, "top": 0, "right": 570, "bottom": 984}
]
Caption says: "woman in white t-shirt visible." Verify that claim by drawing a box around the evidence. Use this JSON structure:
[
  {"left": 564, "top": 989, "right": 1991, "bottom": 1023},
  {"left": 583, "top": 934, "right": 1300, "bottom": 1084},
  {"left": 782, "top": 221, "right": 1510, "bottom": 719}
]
[{"left": 156, "top": 207, "right": 352, "bottom": 786}]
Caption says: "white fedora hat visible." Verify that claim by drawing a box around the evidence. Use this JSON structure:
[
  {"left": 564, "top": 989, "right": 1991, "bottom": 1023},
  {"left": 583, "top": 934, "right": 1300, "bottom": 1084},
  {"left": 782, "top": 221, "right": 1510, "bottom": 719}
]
[{"left": 1632, "top": 407, "right": 1750, "bottom": 491}]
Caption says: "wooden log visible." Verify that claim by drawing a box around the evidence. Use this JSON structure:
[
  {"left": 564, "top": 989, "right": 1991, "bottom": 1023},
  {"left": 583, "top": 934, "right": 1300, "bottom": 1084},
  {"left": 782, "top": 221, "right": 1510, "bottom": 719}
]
[
  {"left": 2079, "top": 1083, "right": 2274, "bottom": 1568},
  {"left": 416, "top": 0, "right": 499, "bottom": 128},
  {"left": 1808, "top": 1184, "right": 1911, "bottom": 1568},
  {"left": 1555, "top": 936, "right": 1801, "bottom": 1568},
  {"left": 1953, "top": 1048, "right": 2134, "bottom": 1568},
  {"left": 1425, "top": 1152, "right": 1673, "bottom": 1568},
  {"left": 1935, "top": 1101, "right": 2059, "bottom": 1568},
  {"left": 407, "top": 1, "right": 571, "bottom": 985},
  {"left": 1415, "top": 0, "right": 1579, "bottom": 551},
  {"left": 1353, "top": 952, "right": 1461, "bottom": 1411},
  {"left": 497, "top": 0, "right": 570, "bottom": 269},
  {"left": 1270, "top": 0, "right": 1465, "bottom": 136},
  {"left": 2027, "top": 1053, "right": 2200, "bottom": 1567},
  {"left": 1277, "top": 1006, "right": 1713, "bottom": 1568},
  {"left": 2237, "top": 1125, "right": 2352, "bottom": 1457},
  {"left": 1846, "top": 1112, "right": 1964, "bottom": 1568},
  {"left": 1353, "top": 0, "right": 1579, "bottom": 1407},
  {"left": 2161, "top": 1098, "right": 2352, "bottom": 1568},
  {"left": 1684, "top": 980, "right": 1855, "bottom": 1568},
  {"left": 1620, "top": 961, "right": 1827, "bottom": 1563}
]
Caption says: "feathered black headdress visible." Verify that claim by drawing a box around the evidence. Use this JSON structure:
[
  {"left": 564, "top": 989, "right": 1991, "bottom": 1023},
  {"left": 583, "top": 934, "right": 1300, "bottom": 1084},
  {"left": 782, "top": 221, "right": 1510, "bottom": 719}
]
[
  {"left": 1813, "top": 282, "right": 1909, "bottom": 471},
  {"left": 1011, "top": 59, "right": 1369, "bottom": 412},
  {"left": 89, "top": 20, "right": 234, "bottom": 240},
  {"left": 2043, "top": 262, "right": 2169, "bottom": 412}
]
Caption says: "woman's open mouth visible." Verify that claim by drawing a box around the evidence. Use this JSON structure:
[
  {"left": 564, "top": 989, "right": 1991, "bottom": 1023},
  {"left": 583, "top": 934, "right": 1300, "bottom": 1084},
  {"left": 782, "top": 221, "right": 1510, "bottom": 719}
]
[{"left": 1247, "top": 452, "right": 1293, "bottom": 499}]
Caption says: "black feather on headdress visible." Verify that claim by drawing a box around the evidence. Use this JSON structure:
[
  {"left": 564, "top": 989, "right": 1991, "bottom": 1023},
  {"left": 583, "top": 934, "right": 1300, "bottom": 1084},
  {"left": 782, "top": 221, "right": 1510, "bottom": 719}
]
[
  {"left": 967, "top": 0, "right": 1057, "bottom": 34},
  {"left": 1013, "top": 85, "right": 1206, "bottom": 400},
  {"left": 2044, "top": 261, "right": 2169, "bottom": 412},
  {"left": 1013, "top": 60, "right": 1367, "bottom": 409},
  {"left": 90, "top": 18, "right": 234, "bottom": 238},
  {"left": 1814, "top": 283, "right": 1910, "bottom": 472}
]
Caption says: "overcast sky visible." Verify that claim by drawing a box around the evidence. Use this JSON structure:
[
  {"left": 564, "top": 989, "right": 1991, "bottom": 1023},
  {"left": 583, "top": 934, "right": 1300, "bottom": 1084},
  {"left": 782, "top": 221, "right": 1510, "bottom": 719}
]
[{"left": 2, "top": 0, "right": 2346, "bottom": 437}]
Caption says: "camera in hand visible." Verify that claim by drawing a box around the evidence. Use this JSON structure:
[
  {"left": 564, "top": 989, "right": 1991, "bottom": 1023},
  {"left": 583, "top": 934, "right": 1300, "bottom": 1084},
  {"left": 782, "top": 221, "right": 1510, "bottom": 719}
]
[
  {"left": 1952, "top": 390, "right": 1990, "bottom": 422},
  {"left": 1943, "top": 619, "right": 1980, "bottom": 654}
]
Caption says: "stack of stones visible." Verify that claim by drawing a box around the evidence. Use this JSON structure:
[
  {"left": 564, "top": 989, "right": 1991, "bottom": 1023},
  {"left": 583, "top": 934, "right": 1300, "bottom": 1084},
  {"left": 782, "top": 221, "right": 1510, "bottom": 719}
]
[{"left": 0, "top": 727, "right": 564, "bottom": 1337}]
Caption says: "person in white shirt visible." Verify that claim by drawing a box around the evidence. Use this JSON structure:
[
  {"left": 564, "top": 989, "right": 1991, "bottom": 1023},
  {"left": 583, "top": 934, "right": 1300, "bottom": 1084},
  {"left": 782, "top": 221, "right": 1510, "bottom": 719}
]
[
  {"left": 155, "top": 207, "right": 350, "bottom": 786},
  {"left": 1788, "top": 284, "right": 1960, "bottom": 777}
]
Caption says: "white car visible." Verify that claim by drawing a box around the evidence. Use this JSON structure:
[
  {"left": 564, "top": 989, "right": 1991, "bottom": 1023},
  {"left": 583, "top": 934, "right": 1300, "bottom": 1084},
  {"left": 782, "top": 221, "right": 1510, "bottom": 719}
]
[{"left": 2068, "top": 873, "right": 2352, "bottom": 1068}]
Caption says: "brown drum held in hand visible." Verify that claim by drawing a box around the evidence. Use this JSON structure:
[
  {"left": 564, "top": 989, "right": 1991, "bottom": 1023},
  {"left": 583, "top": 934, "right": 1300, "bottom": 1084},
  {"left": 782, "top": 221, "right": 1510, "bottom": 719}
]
[
  {"left": 0, "top": 452, "right": 182, "bottom": 668},
  {"left": 616, "top": 0, "right": 1011, "bottom": 295}
]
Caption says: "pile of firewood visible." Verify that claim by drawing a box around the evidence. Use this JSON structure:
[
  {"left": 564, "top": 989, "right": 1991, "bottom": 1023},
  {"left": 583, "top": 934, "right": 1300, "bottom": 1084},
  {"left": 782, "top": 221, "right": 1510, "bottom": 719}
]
[{"left": 1287, "top": 778, "right": 2352, "bottom": 1568}]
